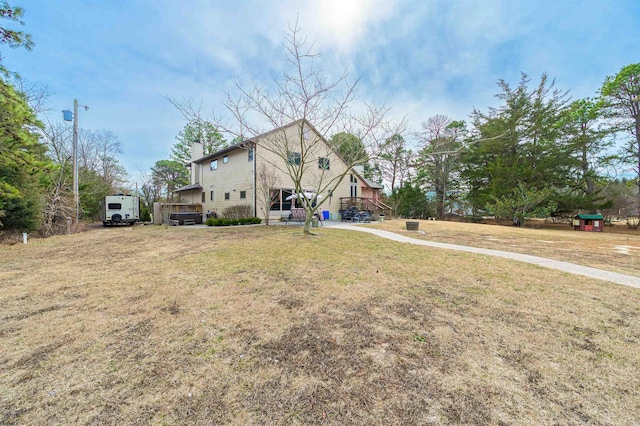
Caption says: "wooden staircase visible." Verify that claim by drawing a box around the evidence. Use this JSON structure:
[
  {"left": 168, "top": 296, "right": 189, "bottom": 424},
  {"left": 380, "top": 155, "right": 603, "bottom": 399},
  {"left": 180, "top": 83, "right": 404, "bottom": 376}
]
[{"left": 339, "top": 197, "right": 392, "bottom": 218}]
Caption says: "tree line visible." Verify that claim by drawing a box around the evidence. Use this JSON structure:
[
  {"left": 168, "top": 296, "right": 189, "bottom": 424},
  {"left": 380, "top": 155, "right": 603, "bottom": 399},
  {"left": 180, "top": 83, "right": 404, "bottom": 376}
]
[
  {"left": 1, "top": 6, "right": 638, "bottom": 236},
  {"left": 352, "top": 68, "right": 640, "bottom": 228},
  {"left": 0, "top": 3, "right": 128, "bottom": 236},
  {"left": 89, "top": 63, "right": 640, "bottom": 231}
]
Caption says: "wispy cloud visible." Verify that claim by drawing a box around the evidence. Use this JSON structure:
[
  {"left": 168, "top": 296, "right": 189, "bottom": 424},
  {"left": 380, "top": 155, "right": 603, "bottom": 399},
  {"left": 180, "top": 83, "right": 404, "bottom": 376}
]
[{"left": 4, "top": 0, "right": 639, "bottom": 181}]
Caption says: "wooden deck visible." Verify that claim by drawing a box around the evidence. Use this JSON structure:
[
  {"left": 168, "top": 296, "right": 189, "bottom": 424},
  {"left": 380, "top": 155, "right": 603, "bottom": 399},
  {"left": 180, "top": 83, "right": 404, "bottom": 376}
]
[{"left": 339, "top": 197, "right": 392, "bottom": 218}]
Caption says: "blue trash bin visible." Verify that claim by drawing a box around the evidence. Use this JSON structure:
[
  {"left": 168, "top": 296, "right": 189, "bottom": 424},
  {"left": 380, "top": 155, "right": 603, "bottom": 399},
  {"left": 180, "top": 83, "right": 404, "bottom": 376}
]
[{"left": 322, "top": 210, "right": 330, "bottom": 221}]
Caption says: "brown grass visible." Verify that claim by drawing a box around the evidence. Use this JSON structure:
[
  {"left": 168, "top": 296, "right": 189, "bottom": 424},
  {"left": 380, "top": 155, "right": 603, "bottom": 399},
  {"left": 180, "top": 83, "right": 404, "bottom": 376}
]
[
  {"left": 369, "top": 219, "right": 640, "bottom": 277},
  {"left": 1, "top": 224, "right": 639, "bottom": 424}
]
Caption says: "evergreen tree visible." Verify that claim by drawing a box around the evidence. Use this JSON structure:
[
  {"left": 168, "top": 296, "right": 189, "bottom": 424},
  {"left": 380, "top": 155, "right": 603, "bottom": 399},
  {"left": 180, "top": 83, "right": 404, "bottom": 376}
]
[
  {"left": 172, "top": 121, "right": 227, "bottom": 164},
  {"left": 151, "top": 159, "right": 188, "bottom": 201},
  {"left": 461, "top": 73, "right": 571, "bottom": 218},
  {"left": 600, "top": 63, "right": 640, "bottom": 217},
  {"left": 329, "top": 132, "right": 368, "bottom": 164},
  {"left": 159, "top": 121, "right": 228, "bottom": 194},
  {"left": 415, "top": 116, "right": 466, "bottom": 220},
  {"left": 557, "top": 98, "right": 615, "bottom": 212},
  {"left": 388, "top": 183, "right": 432, "bottom": 219},
  {"left": 378, "top": 133, "right": 411, "bottom": 191},
  {"left": 0, "top": 78, "right": 48, "bottom": 231}
]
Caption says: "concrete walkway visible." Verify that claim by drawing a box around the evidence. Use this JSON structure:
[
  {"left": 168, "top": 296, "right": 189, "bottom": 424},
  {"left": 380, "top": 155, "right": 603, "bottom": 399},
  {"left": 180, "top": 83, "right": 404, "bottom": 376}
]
[{"left": 325, "top": 222, "right": 640, "bottom": 289}]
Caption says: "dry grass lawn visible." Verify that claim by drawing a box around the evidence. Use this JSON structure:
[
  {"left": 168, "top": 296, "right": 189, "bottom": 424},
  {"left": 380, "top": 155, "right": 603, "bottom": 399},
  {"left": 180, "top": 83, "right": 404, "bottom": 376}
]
[
  {"left": 1, "top": 223, "right": 639, "bottom": 424},
  {"left": 369, "top": 219, "right": 640, "bottom": 277}
]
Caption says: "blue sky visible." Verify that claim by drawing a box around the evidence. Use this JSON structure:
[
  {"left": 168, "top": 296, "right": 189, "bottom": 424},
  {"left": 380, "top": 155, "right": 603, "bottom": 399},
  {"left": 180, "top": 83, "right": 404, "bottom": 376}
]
[{"left": 3, "top": 0, "right": 639, "bottom": 184}]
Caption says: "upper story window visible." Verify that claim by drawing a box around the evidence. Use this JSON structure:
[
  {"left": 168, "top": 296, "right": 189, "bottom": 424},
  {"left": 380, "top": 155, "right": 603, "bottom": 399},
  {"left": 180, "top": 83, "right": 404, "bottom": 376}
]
[
  {"left": 248, "top": 148, "right": 254, "bottom": 161},
  {"left": 303, "top": 124, "right": 309, "bottom": 140},
  {"left": 288, "top": 151, "right": 301, "bottom": 166},
  {"left": 210, "top": 159, "right": 218, "bottom": 170},
  {"left": 223, "top": 155, "right": 229, "bottom": 164},
  {"left": 318, "top": 157, "right": 330, "bottom": 170}
]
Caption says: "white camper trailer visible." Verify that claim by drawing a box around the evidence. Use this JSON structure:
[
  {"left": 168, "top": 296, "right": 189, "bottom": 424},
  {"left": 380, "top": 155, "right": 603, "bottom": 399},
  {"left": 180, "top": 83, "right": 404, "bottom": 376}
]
[{"left": 99, "top": 194, "right": 140, "bottom": 226}]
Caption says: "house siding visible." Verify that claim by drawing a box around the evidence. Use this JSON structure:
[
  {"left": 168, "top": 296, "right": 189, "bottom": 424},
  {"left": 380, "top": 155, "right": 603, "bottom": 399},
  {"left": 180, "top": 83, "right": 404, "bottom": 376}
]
[
  {"left": 254, "top": 122, "right": 362, "bottom": 221},
  {"left": 184, "top": 120, "right": 377, "bottom": 221},
  {"left": 199, "top": 147, "right": 254, "bottom": 216}
]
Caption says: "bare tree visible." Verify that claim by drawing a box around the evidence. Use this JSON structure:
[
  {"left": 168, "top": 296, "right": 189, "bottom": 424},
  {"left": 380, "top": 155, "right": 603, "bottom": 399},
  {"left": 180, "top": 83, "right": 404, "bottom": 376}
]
[
  {"left": 40, "top": 158, "right": 75, "bottom": 236},
  {"left": 13, "top": 78, "right": 51, "bottom": 114},
  {"left": 78, "top": 129, "right": 127, "bottom": 190},
  {"left": 40, "top": 122, "right": 128, "bottom": 226},
  {"left": 42, "top": 123, "right": 127, "bottom": 191},
  {"left": 169, "top": 20, "right": 401, "bottom": 234},
  {"left": 41, "top": 121, "right": 72, "bottom": 163},
  {"left": 137, "top": 167, "right": 162, "bottom": 208},
  {"left": 38, "top": 122, "right": 75, "bottom": 234},
  {"left": 256, "top": 162, "right": 281, "bottom": 225}
]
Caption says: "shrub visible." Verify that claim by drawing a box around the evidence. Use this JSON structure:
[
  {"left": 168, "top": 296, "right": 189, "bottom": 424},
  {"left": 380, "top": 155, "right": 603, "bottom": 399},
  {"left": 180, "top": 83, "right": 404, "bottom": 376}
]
[
  {"left": 222, "top": 204, "right": 253, "bottom": 220},
  {"left": 140, "top": 206, "right": 152, "bottom": 222},
  {"left": 389, "top": 184, "right": 433, "bottom": 219},
  {"left": 207, "top": 217, "right": 261, "bottom": 226}
]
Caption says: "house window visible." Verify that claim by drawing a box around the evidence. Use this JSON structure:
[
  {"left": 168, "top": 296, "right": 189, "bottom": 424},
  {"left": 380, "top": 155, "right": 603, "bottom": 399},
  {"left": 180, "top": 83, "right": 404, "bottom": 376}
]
[
  {"left": 223, "top": 155, "right": 229, "bottom": 164},
  {"left": 201, "top": 192, "right": 205, "bottom": 202},
  {"left": 248, "top": 148, "right": 254, "bottom": 161},
  {"left": 210, "top": 190, "right": 214, "bottom": 201},
  {"left": 350, "top": 174, "right": 358, "bottom": 198},
  {"left": 270, "top": 189, "right": 280, "bottom": 211},
  {"left": 303, "top": 124, "right": 309, "bottom": 140},
  {"left": 210, "top": 160, "right": 218, "bottom": 170},
  {"left": 288, "top": 151, "right": 301, "bottom": 166},
  {"left": 240, "top": 190, "right": 246, "bottom": 199},
  {"left": 318, "top": 157, "right": 330, "bottom": 170},
  {"left": 269, "top": 189, "right": 293, "bottom": 211},
  {"left": 224, "top": 192, "right": 230, "bottom": 200},
  {"left": 282, "top": 189, "right": 293, "bottom": 210}
]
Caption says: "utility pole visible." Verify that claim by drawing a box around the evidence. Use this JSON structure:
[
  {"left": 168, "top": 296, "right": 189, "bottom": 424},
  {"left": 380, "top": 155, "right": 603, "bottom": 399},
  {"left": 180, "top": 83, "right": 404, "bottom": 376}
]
[
  {"left": 63, "top": 99, "right": 88, "bottom": 227},
  {"left": 73, "top": 99, "right": 79, "bottom": 226}
]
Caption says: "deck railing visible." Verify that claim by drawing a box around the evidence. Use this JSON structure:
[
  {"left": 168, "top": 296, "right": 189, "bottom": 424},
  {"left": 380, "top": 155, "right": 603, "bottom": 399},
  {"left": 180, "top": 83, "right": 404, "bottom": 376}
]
[{"left": 339, "top": 197, "right": 392, "bottom": 217}]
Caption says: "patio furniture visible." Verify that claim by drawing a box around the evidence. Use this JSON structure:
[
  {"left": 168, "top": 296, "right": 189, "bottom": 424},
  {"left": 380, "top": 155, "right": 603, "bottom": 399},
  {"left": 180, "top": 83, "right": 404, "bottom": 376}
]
[{"left": 286, "top": 208, "right": 306, "bottom": 224}]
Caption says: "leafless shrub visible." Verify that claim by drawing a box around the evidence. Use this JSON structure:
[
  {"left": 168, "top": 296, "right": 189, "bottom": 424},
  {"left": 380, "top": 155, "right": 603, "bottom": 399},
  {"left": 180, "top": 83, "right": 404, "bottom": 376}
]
[
  {"left": 256, "top": 163, "right": 280, "bottom": 225},
  {"left": 222, "top": 204, "right": 253, "bottom": 219}
]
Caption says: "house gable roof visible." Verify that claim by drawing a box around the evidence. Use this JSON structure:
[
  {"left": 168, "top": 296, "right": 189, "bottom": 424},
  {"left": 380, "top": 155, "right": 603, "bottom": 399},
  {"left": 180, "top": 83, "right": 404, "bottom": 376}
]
[
  {"left": 192, "top": 142, "right": 248, "bottom": 165},
  {"left": 173, "top": 182, "right": 203, "bottom": 193},
  {"left": 362, "top": 176, "right": 384, "bottom": 189}
]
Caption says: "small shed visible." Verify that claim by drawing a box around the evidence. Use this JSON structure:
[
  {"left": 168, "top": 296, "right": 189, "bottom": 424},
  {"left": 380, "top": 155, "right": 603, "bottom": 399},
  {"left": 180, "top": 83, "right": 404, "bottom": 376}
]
[{"left": 573, "top": 214, "right": 604, "bottom": 232}]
